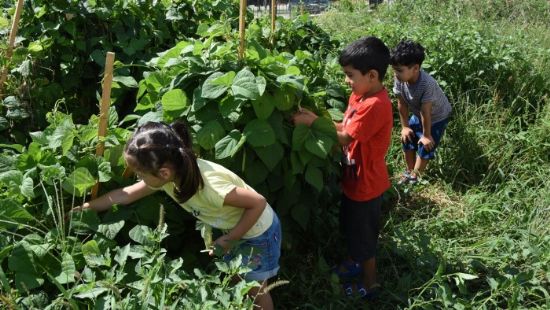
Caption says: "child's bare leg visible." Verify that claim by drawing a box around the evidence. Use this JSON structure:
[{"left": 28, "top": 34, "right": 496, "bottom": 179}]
[
  {"left": 404, "top": 150, "right": 416, "bottom": 172},
  {"left": 412, "top": 156, "right": 429, "bottom": 177},
  {"left": 361, "top": 257, "right": 377, "bottom": 288},
  {"left": 249, "top": 281, "right": 273, "bottom": 310}
]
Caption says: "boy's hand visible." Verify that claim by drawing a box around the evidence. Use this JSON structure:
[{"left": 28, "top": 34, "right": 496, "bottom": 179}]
[
  {"left": 419, "top": 135, "right": 435, "bottom": 151},
  {"left": 292, "top": 108, "right": 318, "bottom": 127},
  {"left": 401, "top": 127, "right": 415, "bottom": 143}
]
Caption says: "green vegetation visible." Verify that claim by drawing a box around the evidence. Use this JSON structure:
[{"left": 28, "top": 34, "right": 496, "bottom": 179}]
[{"left": 0, "top": 0, "right": 549, "bottom": 308}]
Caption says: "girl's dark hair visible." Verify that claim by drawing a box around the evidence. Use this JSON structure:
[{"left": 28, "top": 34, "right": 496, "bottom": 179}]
[
  {"left": 390, "top": 40, "right": 425, "bottom": 66},
  {"left": 124, "top": 121, "right": 203, "bottom": 203},
  {"left": 338, "top": 36, "right": 390, "bottom": 80}
]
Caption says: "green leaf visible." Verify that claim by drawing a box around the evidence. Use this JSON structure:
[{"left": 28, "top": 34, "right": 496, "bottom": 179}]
[
  {"left": 305, "top": 135, "right": 334, "bottom": 159},
  {"left": 256, "top": 76, "right": 267, "bottom": 96},
  {"left": 113, "top": 76, "right": 138, "bottom": 88},
  {"left": 97, "top": 220, "right": 125, "bottom": 240},
  {"left": 97, "top": 161, "right": 112, "bottom": 183},
  {"left": 291, "top": 203, "right": 309, "bottom": 231},
  {"left": 192, "top": 87, "right": 207, "bottom": 111},
  {"left": 155, "top": 41, "right": 191, "bottom": 68},
  {"left": 0, "top": 117, "right": 9, "bottom": 131},
  {"left": 231, "top": 69, "right": 260, "bottom": 100},
  {"left": 292, "top": 124, "right": 310, "bottom": 150},
  {"left": 48, "top": 118, "right": 76, "bottom": 156},
  {"left": 62, "top": 167, "right": 96, "bottom": 197},
  {"left": 20, "top": 177, "right": 34, "bottom": 199},
  {"left": 137, "top": 111, "right": 163, "bottom": 125},
  {"left": 243, "top": 160, "right": 269, "bottom": 185},
  {"left": 215, "top": 130, "right": 246, "bottom": 159},
  {"left": 197, "top": 120, "right": 226, "bottom": 150},
  {"left": 252, "top": 92, "right": 275, "bottom": 119},
  {"left": 277, "top": 74, "right": 305, "bottom": 92},
  {"left": 15, "top": 272, "right": 44, "bottom": 292},
  {"left": 28, "top": 40, "right": 44, "bottom": 53},
  {"left": 161, "top": 89, "right": 188, "bottom": 112},
  {"left": 202, "top": 72, "right": 233, "bottom": 99},
  {"left": 273, "top": 86, "right": 296, "bottom": 111},
  {"left": 255, "top": 143, "right": 284, "bottom": 171},
  {"left": 54, "top": 253, "right": 75, "bottom": 284},
  {"left": 114, "top": 244, "right": 131, "bottom": 266},
  {"left": 82, "top": 240, "right": 109, "bottom": 267},
  {"left": 0, "top": 198, "right": 34, "bottom": 229},
  {"left": 243, "top": 119, "right": 275, "bottom": 147},
  {"left": 305, "top": 165, "right": 323, "bottom": 191},
  {"left": 74, "top": 285, "right": 109, "bottom": 299},
  {"left": 312, "top": 117, "right": 337, "bottom": 140},
  {"left": 0, "top": 170, "right": 22, "bottom": 184},
  {"left": 129, "top": 225, "right": 154, "bottom": 246}
]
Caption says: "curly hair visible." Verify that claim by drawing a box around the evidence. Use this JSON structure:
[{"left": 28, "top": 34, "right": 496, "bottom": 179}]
[{"left": 390, "top": 40, "right": 425, "bottom": 66}]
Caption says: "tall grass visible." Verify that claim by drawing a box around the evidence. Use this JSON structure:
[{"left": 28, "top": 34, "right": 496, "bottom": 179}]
[{"left": 273, "top": 0, "right": 549, "bottom": 308}]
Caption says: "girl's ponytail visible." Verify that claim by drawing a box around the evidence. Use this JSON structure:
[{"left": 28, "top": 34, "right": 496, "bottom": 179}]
[
  {"left": 170, "top": 120, "right": 193, "bottom": 149},
  {"left": 170, "top": 120, "right": 204, "bottom": 203}
]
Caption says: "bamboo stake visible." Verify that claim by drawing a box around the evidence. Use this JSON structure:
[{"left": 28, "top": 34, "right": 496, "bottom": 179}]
[
  {"left": 270, "top": 0, "right": 276, "bottom": 46},
  {"left": 271, "top": 0, "right": 276, "bottom": 33},
  {"left": 238, "top": 0, "right": 247, "bottom": 61},
  {"left": 91, "top": 52, "right": 115, "bottom": 199},
  {"left": 0, "top": 0, "right": 25, "bottom": 97}
]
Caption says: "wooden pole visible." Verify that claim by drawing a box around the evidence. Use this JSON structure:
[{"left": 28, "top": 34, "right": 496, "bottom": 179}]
[
  {"left": 238, "top": 0, "right": 247, "bottom": 61},
  {"left": 270, "top": 0, "right": 276, "bottom": 46},
  {"left": 271, "top": 0, "right": 276, "bottom": 33},
  {"left": 0, "top": 0, "right": 25, "bottom": 97},
  {"left": 91, "top": 52, "right": 115, "bottom": 199}
]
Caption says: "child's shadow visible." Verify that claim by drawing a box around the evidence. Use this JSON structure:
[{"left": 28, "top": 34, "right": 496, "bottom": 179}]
[{"left": 431, "top": 117, "right": 490, "bottom": 192}]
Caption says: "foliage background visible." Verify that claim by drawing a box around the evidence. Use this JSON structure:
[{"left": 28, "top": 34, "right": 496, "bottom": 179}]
[{"left": 0, "top": 0, "right": 549, "bottom": 308}]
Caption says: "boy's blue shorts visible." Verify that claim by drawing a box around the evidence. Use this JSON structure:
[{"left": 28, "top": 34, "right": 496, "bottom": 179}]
[
  {"left": 223, "top": 214, "right": 282, "bottom": 282},
  {"left": 402, "top": 115, "right": 449, "bottom": 159}
]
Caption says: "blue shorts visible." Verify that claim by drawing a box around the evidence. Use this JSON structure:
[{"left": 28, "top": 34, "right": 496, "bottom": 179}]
[
  {"left": 224, "top": 214, "right": 282, "bottom": 282},
  {"left": 402, "top": 115, "right": 449, "bottom": 159}
]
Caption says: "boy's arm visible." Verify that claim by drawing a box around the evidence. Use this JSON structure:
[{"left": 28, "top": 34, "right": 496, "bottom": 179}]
[
  {"left": 80, "top": 181, "right": 157, "bottom": 212},
  {"left": 293, "top": 108, "right": 352, "bottom": 146},
  {"left": 398, "top": 96, "right": 414, "bottom": 143},
  {"left": 419, "top": 102, "right": 435, "bottom": 151},
  {"left": 212, "top": 187, "right": 267, "bottom": 253}
]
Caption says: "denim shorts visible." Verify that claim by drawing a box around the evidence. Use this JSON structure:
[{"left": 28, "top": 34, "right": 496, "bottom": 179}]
[
  {"left": 223, "top": 214, "right": 282, "bottom": 282},
  {"left": 402, "top": 115, "right": 449, "bottom": 159}
]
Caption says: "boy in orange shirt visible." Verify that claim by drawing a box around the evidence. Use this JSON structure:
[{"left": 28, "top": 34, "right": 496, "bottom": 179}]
[{"left": 293, "top": 36, "right": 393, "bottom": 299}]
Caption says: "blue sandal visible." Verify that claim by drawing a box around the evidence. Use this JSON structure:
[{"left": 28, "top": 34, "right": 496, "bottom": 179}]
[
  {"left": 342, "top": 282, "right": 354, "bottom": 297},
  {"left": 357, "top": 283, "right": 381, "bottom": 301}
]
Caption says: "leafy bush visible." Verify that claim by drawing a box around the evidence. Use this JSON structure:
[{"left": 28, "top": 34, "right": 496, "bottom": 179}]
[{"left": 0, "top": 0, "right": 240, "bottom": 142}]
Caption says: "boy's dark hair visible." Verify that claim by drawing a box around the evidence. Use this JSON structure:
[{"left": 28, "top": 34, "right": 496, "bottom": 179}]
[
  {"left": 125, "top": 121, "right": 203, "bottom": 203},
  {"left": 338, "top": 36, "right": 390, "bottom": 81},
  {"left": 390, "top": 40, "right": 425, "bottom": 66}
]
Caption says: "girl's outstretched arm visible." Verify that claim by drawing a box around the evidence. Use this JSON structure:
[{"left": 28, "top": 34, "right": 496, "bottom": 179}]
[
  {"left": 80, "top": 181, "right": 157, "bottom": 212},
  {"left": 214, "top": 187, "right": 267, "bottom": 252}
]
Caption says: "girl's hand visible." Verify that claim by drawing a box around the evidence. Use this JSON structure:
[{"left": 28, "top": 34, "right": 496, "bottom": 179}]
[
  {"left": 210, "top": 235, "right": 233, "bottom": 256},
  {"left": 419, "top": 135, "right": 435, "bottom": 151},
  {"left": 65, "top": 203, "right": 90, "bottom": 222},
  {"left": 401, "top": 127, "right": 415, "bottom": 143}
]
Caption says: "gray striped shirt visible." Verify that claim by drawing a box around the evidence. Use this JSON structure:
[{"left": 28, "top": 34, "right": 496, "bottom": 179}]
[{"left": 393, "top": 70, "right": 452, "bottom": 123}]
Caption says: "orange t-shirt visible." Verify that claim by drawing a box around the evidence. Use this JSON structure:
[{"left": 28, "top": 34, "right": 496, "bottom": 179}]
[{"left": 341, "top": 88, "right": 393, "bottom": 201}]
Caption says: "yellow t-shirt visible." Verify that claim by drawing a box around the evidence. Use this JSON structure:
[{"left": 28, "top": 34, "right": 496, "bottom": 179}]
[{"left": 161, "top": 159, "right": 274, "bottom": 239}]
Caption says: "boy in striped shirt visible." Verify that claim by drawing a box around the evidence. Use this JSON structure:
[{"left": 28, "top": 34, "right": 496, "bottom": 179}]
[{"left": 391, "top": 40, "right": 452, "bottom": 184}]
